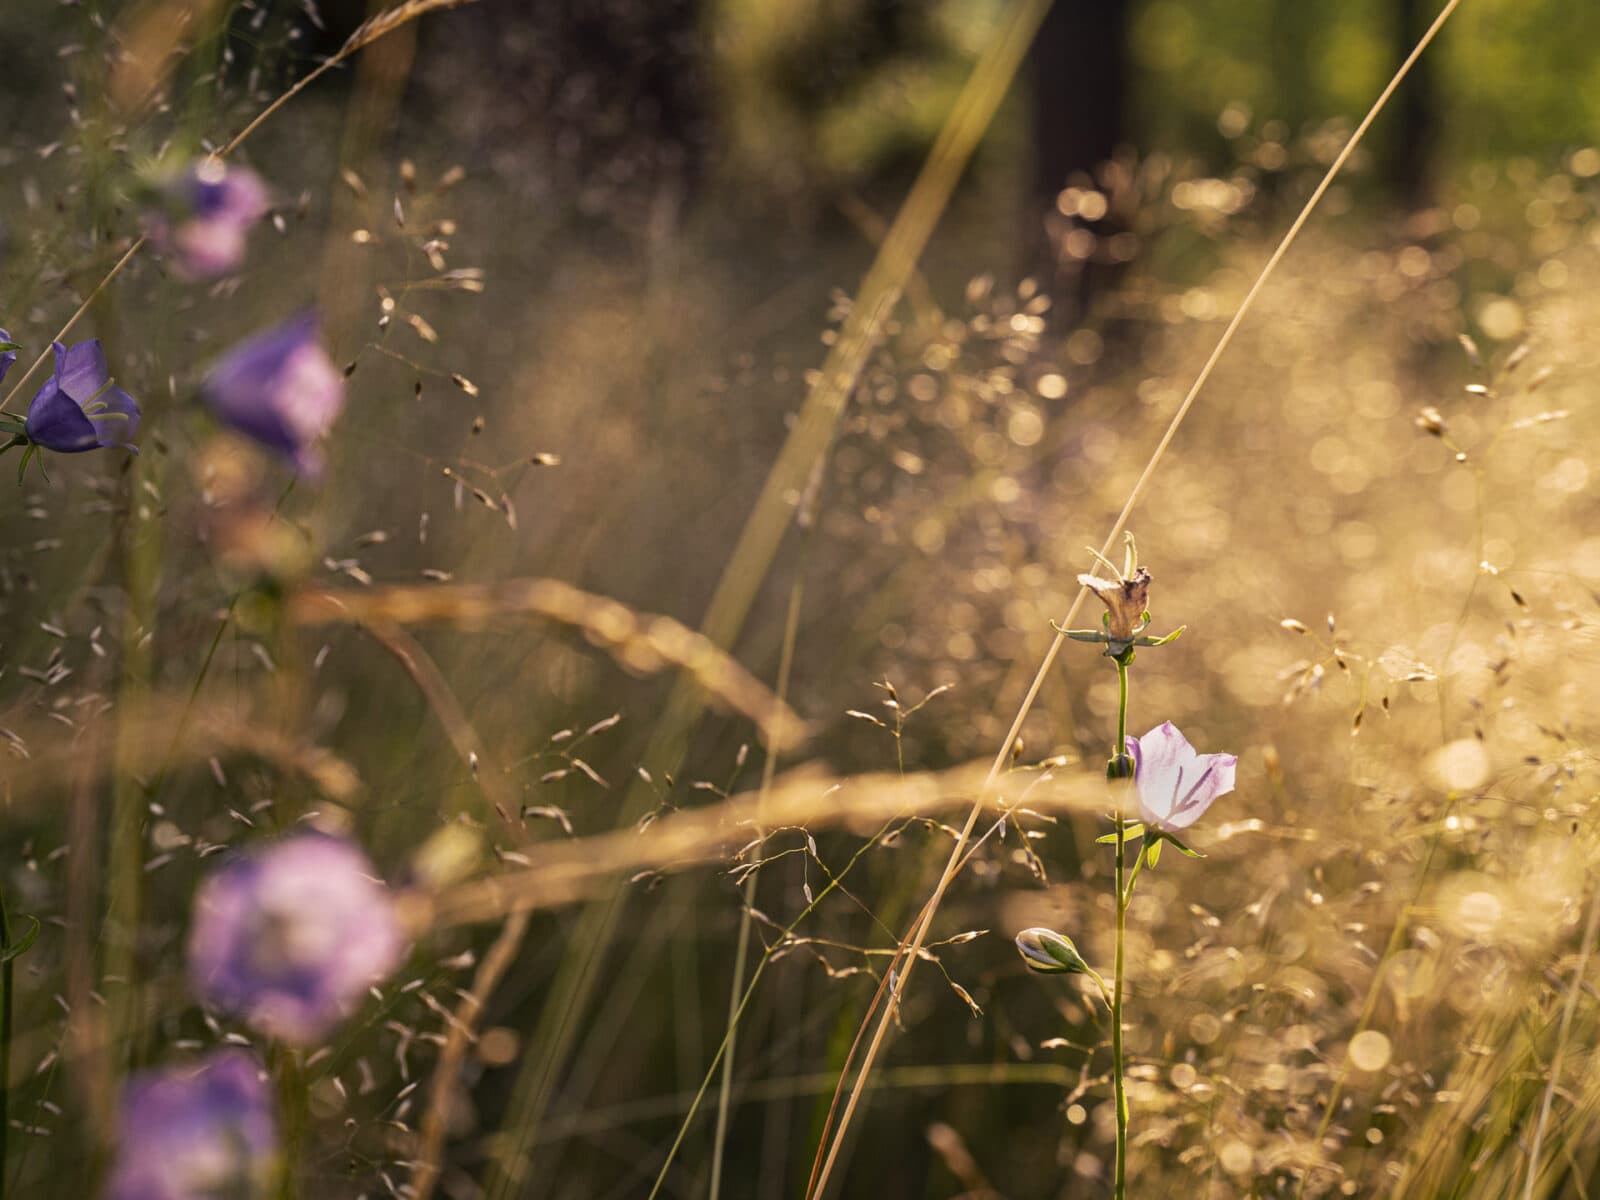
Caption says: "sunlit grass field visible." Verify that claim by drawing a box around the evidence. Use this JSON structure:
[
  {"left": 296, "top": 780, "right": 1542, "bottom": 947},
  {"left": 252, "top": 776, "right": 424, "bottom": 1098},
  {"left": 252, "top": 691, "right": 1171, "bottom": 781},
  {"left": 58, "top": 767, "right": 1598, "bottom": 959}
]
[{"left": 3, "top": 1, "right": 1599, "bottom": 1197}]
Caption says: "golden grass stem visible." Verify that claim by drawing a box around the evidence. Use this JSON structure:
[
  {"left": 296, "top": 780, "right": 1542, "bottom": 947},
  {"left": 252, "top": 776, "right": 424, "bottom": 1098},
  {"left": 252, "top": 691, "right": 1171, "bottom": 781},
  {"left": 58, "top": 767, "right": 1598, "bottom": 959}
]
[
  {"left": 288, "top": 579, "right": 806, "bottom": 753},
  {"left": 806, "top": 2, "right": 1466, "bottom": 1194}
]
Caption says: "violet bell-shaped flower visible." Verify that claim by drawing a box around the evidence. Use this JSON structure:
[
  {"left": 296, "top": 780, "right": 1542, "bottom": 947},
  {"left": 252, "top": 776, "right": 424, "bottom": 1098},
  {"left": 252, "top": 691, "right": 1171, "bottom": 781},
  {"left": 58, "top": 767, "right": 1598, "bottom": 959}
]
[
  {"left": 0, "top": 327, "right": 17, "bottom": 385},
  {"left": 200, "top": 312, "right": 345, "bottom": 474},
  {"left": 188, "top": 833, "right": 406, "bottom": 1045},
  {"left": 106, "top": 1049, "right": 278, "bottom": 1200},
  {"left": 23, "top": 340, "right": 141, "bottom": 452},
  {"left": 1124, "top": 722, "right": 1237, "bottom": 834},
  {"left": 147, "top": 160, "right": 270, "bottom": 280},
  {"left": 0, "top": 339, "right": 142, "bottom": 478}
]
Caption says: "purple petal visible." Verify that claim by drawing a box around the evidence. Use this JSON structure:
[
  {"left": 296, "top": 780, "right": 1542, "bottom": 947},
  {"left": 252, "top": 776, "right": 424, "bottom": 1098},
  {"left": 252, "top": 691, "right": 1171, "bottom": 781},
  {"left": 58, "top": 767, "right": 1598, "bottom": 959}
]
[
  {"left": 202, "top": 312, "right": 344, "bottom": 471},
  {"left": 0, "top": 328, "right": 15, "bottom": 386},
  {"left": 174, "top": 219, "right": 250, "bottom": 280},
  {"left": 108, "top": 1049, "right": 277, "bottom": 1200},
  {"left": 188, "top": 163, "right": 269, "bottom": 224},
  {"left": 1162, "top": 752, "right": 1237, "bottom": 830},
  {"left": 188, "top": 833, "right": 405, "bottom": 1045},
  {"left": 85, "top": 385, "right": 142, "bottom": 449},
  {"left": 24, "top": 376, "right": 99, "bottom": 453},
  {"left": 55, "top": 339, "right": 109, "bottom": 403},
  {"left": 1129, "top": 722, "right": 1235, "bottom": 832}
]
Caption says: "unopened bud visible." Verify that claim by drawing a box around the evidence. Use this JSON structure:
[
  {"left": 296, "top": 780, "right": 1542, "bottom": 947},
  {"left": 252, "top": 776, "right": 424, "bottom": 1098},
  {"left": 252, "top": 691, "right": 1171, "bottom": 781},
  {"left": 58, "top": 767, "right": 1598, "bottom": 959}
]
[{"left": 1015, "top": 927, "right": 1092, "bottom": 976}]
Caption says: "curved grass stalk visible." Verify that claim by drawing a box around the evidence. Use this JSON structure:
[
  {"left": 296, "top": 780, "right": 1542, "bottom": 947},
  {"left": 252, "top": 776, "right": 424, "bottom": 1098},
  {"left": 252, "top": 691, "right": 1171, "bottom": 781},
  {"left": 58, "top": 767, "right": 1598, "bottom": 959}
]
[{"left": 805, "top": 2, "right": 1466, "bottom": 1194}]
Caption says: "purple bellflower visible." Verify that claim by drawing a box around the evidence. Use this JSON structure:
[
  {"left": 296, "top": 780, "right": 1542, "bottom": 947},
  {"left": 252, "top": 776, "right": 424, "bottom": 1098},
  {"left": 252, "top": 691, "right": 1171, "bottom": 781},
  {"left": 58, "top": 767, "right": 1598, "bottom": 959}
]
[
  {"left": 147, "top": 160, "right": 270, "bottom": 280},
  {"left": 0, "top": 338, "right": 142, "bottom": 479},
  {"left": 23, "top": 340, "right": 141, "bottom": 453},
  {"left": 1124, "top": 722, "right": 1237, "bottom": 834},
  {"left": 200, "top": 312, "right": 344, "bottom": 474},
  {"left": 188, "top": 833, "right": 406, "bottom": 1045},
  {"left": 106, "top": 1049, "right": 277, "bottom": 1200},
  {"left": 0, "top": 327, "right": 16, "bottom": 385}
]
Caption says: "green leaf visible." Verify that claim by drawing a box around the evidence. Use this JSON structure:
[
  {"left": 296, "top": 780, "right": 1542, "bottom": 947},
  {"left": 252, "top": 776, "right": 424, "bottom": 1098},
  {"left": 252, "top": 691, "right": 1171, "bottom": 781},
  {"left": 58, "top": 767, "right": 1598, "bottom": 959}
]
[
  {"left": 1161, "top": 831, "right": 1206, "bottom": 859},
  {"left": 0, "top": 912, "right": 40, "bottom": 963},
  {"left": 1095, "top": 822, "right": 1144, "bottom": 844},
  {"left": 1059, "top": 627, "right": 1108, "bottom": 644},
  {"left": 0, "top": 341, "right": 20, "bottom": 353},
  {"left": 1136, "top": 624, "right": 1188, "bottom": 647},
  {"left": 1145, "top": 837, "right": 1163, "bottom": 868}
]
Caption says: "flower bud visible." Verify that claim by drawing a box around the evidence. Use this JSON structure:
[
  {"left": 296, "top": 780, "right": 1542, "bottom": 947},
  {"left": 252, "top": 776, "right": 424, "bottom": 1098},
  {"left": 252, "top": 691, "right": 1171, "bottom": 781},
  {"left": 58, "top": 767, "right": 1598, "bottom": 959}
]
[{"left": 1015, "top": 927, "right": 1092, "bottom": 976}]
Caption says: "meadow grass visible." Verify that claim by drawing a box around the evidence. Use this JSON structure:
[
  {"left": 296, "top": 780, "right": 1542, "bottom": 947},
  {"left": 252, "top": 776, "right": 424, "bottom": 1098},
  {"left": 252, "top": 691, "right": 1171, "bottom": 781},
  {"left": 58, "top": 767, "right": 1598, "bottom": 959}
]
[{"left": 4, "top": 1, "right": 1600, "bottom": 1198}]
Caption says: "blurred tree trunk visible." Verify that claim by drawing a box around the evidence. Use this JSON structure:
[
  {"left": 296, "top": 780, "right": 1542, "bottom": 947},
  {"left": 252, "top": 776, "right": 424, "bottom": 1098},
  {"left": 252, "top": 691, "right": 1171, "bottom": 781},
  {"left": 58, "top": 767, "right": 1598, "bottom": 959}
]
[
  {"left": 1388, "top": 0, "right": 1435, "bottom": 209},
  {"left": 1026, "top": 0, "right": 1130, "bottom": 313}
]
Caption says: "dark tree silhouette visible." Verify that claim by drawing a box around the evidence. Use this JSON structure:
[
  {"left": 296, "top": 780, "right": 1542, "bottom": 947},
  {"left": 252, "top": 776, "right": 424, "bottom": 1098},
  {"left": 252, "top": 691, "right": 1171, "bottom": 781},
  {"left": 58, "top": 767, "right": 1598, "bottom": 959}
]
[
  {"left": 1027, "top": 0, "right": 1131, "bottom": 310},
  {"left": 1388, "top": 0, "right": 1437, "bottom": 208}
]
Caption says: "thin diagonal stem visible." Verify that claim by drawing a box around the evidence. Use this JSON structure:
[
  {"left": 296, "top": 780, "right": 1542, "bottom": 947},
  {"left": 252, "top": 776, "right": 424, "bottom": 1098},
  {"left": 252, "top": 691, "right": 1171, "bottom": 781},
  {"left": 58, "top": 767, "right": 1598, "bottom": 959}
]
[{"left": 806, "top": 3, "right": 1465, "bottom": 1194}]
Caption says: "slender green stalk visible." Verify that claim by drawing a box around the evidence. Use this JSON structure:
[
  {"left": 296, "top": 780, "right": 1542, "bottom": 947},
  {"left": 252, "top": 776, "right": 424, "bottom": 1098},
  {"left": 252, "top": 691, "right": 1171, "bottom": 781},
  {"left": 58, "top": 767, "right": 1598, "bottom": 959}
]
[
  {"left": 710, "top": 532, "right": 813, "bottom": 1199},
  {"left": 274, "top": 1047, "right": 307, "bottom": 1200},
  {"left": 1112, "top": 826, "right": 1127, "bottom": 1200},
  {"left": 1109, "top": 653, "right": 1133, "bottom": 1200}
]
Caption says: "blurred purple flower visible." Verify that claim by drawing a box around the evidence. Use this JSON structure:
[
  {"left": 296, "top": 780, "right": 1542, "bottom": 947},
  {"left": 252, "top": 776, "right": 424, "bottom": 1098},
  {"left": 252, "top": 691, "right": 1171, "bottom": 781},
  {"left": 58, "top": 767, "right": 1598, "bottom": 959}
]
[
  {"left": 1124, "top": 722, "right": 1236, "bottom": 833},
  {"left": 200, "top": 313, "right": 344, "bottom": 474},
  {"left": 0, "top": 327, "right": 17, "bottom": 385},
  {"left": 147, "top": 160, "right": 270, "bottom": 280},
  {"left": 23, "top": 339, "right": 141, "bottom": 453},
  {"left": 107, "top": 1049, "right": 277, "bottom": 1200},
  {"left": 188, "top": 834, "right": 406, "bottom": 1045}
]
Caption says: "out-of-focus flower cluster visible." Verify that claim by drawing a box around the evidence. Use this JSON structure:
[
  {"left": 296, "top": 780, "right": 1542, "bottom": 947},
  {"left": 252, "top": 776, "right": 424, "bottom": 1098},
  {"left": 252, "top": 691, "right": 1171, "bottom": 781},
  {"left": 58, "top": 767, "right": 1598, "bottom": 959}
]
[{"left": 108, "top": 833, "right": 406, "bottom": 1198}]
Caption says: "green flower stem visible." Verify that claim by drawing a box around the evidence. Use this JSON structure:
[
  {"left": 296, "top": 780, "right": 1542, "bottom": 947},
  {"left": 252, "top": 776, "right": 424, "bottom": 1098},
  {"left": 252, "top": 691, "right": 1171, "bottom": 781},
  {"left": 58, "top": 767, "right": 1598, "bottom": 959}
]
[
  {"left": 1113, "top": 817, "right": 1128, "bottom": 1200},
  {"left": 1110, "top": 650, "right": 1133, "bottom": 1200},
  {"left": 1121, "top": 850, "right": 1147, "bottom": 908},
  {"left": 1114, "top": 655, "right": 1131, "bottom": 774},
  {"left": 274, "top": 1047, "right": 308, "bottom": 1200}
]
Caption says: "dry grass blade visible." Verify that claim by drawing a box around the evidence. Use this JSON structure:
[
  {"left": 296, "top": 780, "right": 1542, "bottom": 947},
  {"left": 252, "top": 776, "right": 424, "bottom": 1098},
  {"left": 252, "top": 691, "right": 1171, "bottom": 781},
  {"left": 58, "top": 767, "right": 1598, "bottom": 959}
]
[
  {"left": 805, "top": 2, "right": 1467, "bottom": 1194},
  {"left": 354, "top": 619, "right": 520, "bottom": 821},
  {"left": 288, "top": 579, "right": 807, "bottom": 752},
  {"left": 430, "top": 761, "right": 1103, "bottom": 927},
  {"left": 0, "top": 701, "right": 360, "bottom": 806}
]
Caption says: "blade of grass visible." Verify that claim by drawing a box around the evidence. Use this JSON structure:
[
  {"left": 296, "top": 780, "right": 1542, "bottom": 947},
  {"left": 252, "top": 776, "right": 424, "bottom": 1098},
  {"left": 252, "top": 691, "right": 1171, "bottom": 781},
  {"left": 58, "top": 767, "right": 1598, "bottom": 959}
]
[
  {"left": 804, "top": 2, "right": 1466, "bottom": 1194},
  {"left": 480, "top": 3, "right": 1054, "bottom": 1192},
  {"left": 710, "top": 529, "right": 814, "bottom": 1199},
  {"left": 1524, "top": 876, "right": 1600, "bottom": 1200}
]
